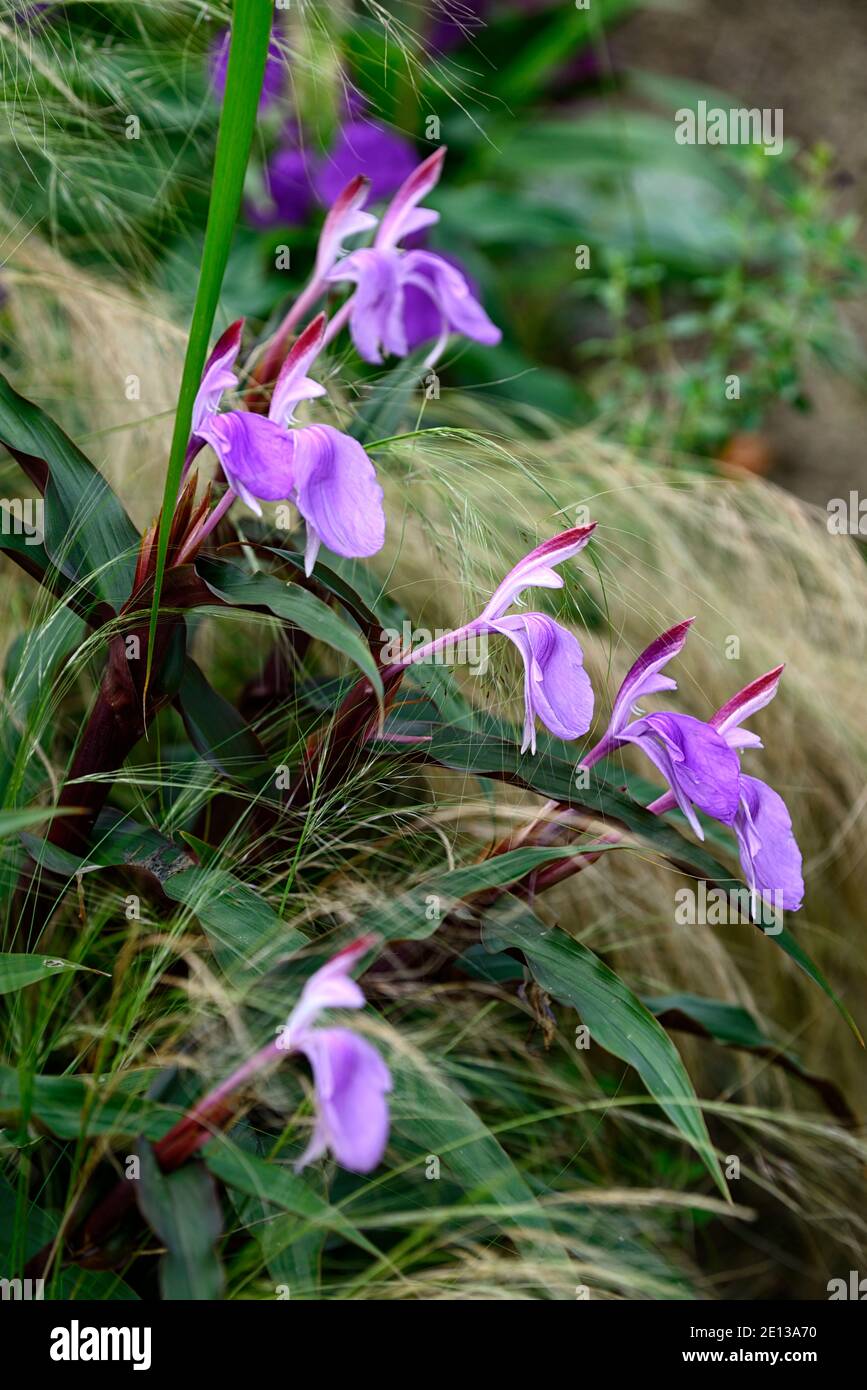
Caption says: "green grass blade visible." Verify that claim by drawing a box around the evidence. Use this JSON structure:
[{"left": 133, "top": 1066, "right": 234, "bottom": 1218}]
[{"left": 144, "top": 0, "right": 274, "bottom": 699}]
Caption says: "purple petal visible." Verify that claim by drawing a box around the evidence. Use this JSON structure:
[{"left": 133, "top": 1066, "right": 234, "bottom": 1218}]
[
  {"left": 711, "top": 665, "right": 784, "bottom": 752},
  {"left": 294, "top": 1027, "right": 392, "bottom": 1174},
  {"left": 401, "top": 251, "right": 501, "bottom": 348},
  {"left": 480, "top": 525, "right": 596, "bottom": 623},
  {"left": 196, "top": 411, "right": 297, "bottom": 515},
  {"left": 269, "top": 314, "right": 327, "bottom": 425},
  {"left": 734, "top": 774, "right": 804, "bottom": 913},
  {"left": 620, "top": 711, "right": 741, "bottom": 838},
  {"left": 247, "top": 146, "right": 315, "bottom": 229},
  {"left": 191, "top": 320, "right": 243, "bottom": 437},
  {"left": 375, "top": 147, "right": 446, "bottom": 252},
  {"left": 491, "top": 612, "right": 594, "bottom": 754},
  {"left": 314, "top": 174, "right": 377, "bottom": 279},
  {"left": 609, "top": 619, "right": 694, "bottom": 740},
  {"left": 314, "top": 120, "right": 419, "bottom": 208},
  {"left": 282, "top": 939, "right": 370, "bottom": 1042},
  {"left": 210, "top": 30, "right": 285, "bottom": 112},
  {"left": 331, "top": 249, "right": 406, "bottom": 363},
  {"left": 292, "top": 424, "right": 385, "bottom": 569}
]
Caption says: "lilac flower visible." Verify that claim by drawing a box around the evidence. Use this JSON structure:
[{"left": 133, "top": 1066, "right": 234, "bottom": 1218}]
[
  {"left": 405, "top": 526, "right": 596, "bottom": 754},
  {"left": 582, "top": 620, "right": 741, "bottom": 839},
  {"left": 313, "top": 119, "right": 419, "bottom": 207},
  {"left": 189, "top": 315, "right": 385, "bottom": 574},
  {"left": 327, "top": 148, "right": 501, "bottom": 364},
  {"left": 210, "top": 29, "right": 285, "bottom": 111},
  {"left": 709, "top": 668, "right": 804, "bottom": 912},
  {"left": 276, "top": 939, "right": 392, "bottom": 1173},
  {"left": 593, "top": 628, "right": 804, "bottom": 911},
  {"left": 247, "top": 146, "right": 316, "bottom": 229}
]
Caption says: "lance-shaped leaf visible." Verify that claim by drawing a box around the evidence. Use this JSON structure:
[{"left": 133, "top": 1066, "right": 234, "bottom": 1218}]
[
  {"left": 136, "top": 1140, "right": 224, "bottom": 1301},
  {"left": 482, "top": 898, "right": 728, "bottom": 1198},
  {"left": 0, "top": 373, "right": 139, "bottom": 610},
  {"left": 195, "top": 555, "right": 383, "bottom": 697}
]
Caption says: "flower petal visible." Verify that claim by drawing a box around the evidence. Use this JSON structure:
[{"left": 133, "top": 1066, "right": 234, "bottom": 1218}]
[
  {"left": 330, "top": 248, "right": 406, "bottom": 363},
  {"left": 609, "top": 619, "right": 694, "bottom": 740},
  {"left": 269, "top": 313, "right": 328, "bottom": 426},
  {"left": 191, "top": 320, "right": 244, "bottom": 436},
  {"left": 711, "top": 665, "right": 785, "bottom": 751},
  {"left": 734, "top": 774, "right": 804, "bottom": 913},
  {"left": 620, "top": 711, "right": 741, "bottom": 837},
  {"left": 375, "top": 146, "right": 446, "bottom": 251},
  {"left": 480, "top": 525, "right": 596, "bottom": 623},
  {"left": 292, "top": 424, "right": 385, "bottom": 568},
  {"left": 196, "top": 410, "right": 297, "bottom": 514},
  {"left": 492, "top": 612, "right": 594, "bottom": 754},
  {"left": 314, "top": 174, "right": 378, "bottom": 279},
  {"left": 294, "top": 1027, "right": 392, "bottom": 1174},
  {"left": 402, "top": 251, "right": 501, "bottom": 348}
]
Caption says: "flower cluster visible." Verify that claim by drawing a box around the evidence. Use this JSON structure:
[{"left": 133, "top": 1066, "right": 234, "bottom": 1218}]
[{"left": 582, "top": 621, "right": 804, "bottom": 916}]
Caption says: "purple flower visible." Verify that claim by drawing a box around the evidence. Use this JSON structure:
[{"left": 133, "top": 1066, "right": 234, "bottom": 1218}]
[
  {"left": 190, "top": 315, "right": 385, "bottom": 574},
  {"left": 210, "top": 29, "right": 285, "bottom": 111},
  {"left": 597, "top": 630, "right": 804, "bottom": 912},
  {"left": 709, "top": 667, "right": 804, "bottom": 912},
  {"left": 276, "top": 939, "right": 392, "bottom": 1173},
  {"left": 406, "top": 526, "right": 596, "bottom": 754},
  {"left": 328, "top": 148, "right": 501, "bottom": 364},
  {"left": 313, "top": 119, "right": 419, "bottom": 207},
  {"left": 247, "top": 147, "right": 316, "bottom": 229},
  {"left": 583, "top": 620, "right": 740, "bottom": 839},
  {"left": 619, "top": 711, "right": 741, "bottom": 838}
]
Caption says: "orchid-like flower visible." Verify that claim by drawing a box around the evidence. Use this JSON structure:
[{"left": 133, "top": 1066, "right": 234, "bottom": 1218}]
[
  {"left": 188, "top": 315, "right": 385, "bottom": 574},
  {"left": 710, "top": 667, "right": 804, "bottom": 912},
  {"left": 582, "top": 620, "right": 741, "bottom": 839},
  {"left": 275, "top": 938, "right": 392, "bottom": 1174},
  {"left": 588, "top": 625, "right": 804, "bottom": 911},
  {"left": 327, "top": 147, "right": 501, "bottom": 364},
  {"left": 404, "top": 526, "right": 596, "bottom": 754}
]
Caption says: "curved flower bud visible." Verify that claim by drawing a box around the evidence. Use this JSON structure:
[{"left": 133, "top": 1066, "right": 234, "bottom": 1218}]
[
  {"left": 491, "top": 612, "right": 594, "bottom": 753},
  {"left": 619, "top": 711, "right": 741, "bottom": 839},
  {"left": 480, "top": 525, "right": 597, "bottom": 623},
  {"left": 733, "top": 773, "right": 804, "bottom": 913}
]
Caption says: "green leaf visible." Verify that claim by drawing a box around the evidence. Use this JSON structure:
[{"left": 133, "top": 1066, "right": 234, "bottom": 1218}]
[
  {"left": 482, "top": 899, "right": 729, "bottom": 1199},
  {"left": 0, "top": 953, "right": 94, "bottom": 995},
  {"left": 205, "top": 1141, "right": 381, "bottom": 1260},
  {"left": 195, "top": 555, "right": 383, "bottom": 697},
  {"left": 136, "top": 1141, "right": 224, "bottom": 1300},
  {"left": 426, "top": 725, "right": 738, "bottom": 883},
  {"left": 0, "top": 1066, "right": 174, "bottom": 1141},
  {"left": 0, "top": 373, "right": 139, "bottom": 610},
  {"left": 146, "top": 0, "right": 276, "bottom": 694},
  {"left": 164, "top": 867, "right": 307, "bottom": 981}
]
